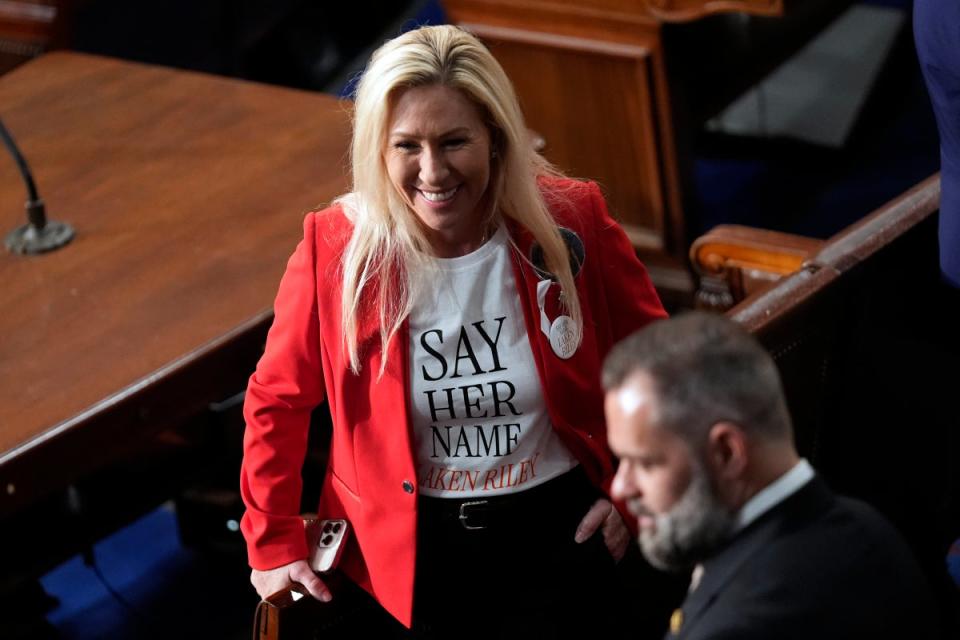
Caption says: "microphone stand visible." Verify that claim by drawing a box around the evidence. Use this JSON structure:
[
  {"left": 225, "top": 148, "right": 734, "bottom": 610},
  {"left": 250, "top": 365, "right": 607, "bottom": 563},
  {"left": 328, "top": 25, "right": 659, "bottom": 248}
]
[{"left": 1, "top": 116, "right": 73, "bottom": 254}]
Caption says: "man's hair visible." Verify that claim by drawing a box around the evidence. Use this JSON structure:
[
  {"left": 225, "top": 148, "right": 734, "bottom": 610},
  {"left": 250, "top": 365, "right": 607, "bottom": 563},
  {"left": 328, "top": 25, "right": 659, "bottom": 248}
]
[
  {"left": 338, "top": 24, "right": 582, "bottom": 375},
  {"left": 603, "top": 312, "right": 793, "bottom": 445}
]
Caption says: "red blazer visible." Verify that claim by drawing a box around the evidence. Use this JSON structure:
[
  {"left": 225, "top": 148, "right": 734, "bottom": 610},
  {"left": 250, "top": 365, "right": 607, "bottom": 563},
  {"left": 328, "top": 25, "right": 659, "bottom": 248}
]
[{"left": 240, "top": 177, "right": 666, "bottom": 626}]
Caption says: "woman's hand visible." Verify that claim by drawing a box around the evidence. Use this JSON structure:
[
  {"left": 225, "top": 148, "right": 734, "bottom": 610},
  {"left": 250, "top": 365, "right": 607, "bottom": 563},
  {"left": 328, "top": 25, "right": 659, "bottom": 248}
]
[
  {"left": 574, "top": 498, "right": 631, "bottom": 562},
  {"left": 251, "top": 559, "right": 332, "bottom": 602}
]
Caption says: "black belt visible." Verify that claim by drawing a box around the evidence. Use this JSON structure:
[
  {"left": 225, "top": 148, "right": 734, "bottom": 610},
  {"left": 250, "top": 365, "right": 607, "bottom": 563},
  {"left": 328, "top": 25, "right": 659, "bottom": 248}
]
[{"left": 417, "top": 466, "right": 595, "bottom": 531}]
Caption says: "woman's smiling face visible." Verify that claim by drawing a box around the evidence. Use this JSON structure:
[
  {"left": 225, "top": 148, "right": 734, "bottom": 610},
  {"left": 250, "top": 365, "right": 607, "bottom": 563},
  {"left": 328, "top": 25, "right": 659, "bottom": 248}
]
[{"left": 384, "top": 84, "right": 494, "bottom": 258}]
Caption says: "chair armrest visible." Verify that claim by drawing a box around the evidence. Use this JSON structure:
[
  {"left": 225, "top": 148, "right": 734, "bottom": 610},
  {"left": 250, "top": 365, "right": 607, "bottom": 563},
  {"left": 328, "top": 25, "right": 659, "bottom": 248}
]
[
  {"left": 689, "top": 224, "right": 823, "bottom": 310},
  {"left": 641, "top": 0, "right": 782, "bottom": 22}
]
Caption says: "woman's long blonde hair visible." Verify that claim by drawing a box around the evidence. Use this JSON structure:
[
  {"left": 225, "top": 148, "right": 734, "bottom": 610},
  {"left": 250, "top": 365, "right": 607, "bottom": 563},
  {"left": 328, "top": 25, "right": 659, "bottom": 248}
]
[{"left": 339, "top": 24, "right": 582, "bottom": 374}]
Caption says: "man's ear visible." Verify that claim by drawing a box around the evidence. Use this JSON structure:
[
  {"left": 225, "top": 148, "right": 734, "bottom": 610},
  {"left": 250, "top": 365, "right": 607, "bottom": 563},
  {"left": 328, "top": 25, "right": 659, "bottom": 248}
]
[{"left": 705, "top": 421, "right": 749, "bottom": 481}]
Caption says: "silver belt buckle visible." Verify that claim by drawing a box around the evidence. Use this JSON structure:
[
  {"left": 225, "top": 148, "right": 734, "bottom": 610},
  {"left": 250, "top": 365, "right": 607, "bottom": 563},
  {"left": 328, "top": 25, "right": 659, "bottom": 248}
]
[{"left": 458, "top": 499, "right": 489, "bottom": 530}]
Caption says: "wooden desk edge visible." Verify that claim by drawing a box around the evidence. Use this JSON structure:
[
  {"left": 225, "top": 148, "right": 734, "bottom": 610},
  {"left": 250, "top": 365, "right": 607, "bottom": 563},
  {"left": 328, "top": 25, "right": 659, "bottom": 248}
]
[{"left": 0, "top": 308, "right": 275, "bottom": 516}]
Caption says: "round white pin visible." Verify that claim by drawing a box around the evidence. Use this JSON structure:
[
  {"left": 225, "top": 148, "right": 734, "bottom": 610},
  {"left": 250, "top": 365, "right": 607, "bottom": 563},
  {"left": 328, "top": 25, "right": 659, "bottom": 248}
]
[{"left": 549, "top": 315, "right": 578, "bottom": 359}]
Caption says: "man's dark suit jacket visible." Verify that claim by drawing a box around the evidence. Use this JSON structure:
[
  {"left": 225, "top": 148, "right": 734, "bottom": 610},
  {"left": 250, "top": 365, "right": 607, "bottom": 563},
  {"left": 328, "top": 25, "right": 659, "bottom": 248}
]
[{"left": 668, "top": 476, "right": 938, "bottom": 639}]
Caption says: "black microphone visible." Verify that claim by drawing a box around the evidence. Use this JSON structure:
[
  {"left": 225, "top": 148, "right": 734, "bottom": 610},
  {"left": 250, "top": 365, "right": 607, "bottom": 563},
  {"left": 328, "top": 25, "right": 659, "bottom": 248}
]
[{"left": 1, "top": 116, "right": 73, "bottom": 254}]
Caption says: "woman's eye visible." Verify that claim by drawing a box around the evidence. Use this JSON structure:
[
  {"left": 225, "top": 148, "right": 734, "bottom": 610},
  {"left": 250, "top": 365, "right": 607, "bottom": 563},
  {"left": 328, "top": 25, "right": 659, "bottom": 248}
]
[
  {"left": 394, "top": 141, "right": 418, "bottom": 152},
  {"left": 444, "top": 138, "right": 467, "bottom": 148}
]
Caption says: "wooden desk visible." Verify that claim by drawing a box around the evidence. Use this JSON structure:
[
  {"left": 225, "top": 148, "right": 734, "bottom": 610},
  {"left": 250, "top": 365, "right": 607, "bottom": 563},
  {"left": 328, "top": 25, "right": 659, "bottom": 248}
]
[{"left": 0, "top": 52, "right": 351, "bottom": 519}]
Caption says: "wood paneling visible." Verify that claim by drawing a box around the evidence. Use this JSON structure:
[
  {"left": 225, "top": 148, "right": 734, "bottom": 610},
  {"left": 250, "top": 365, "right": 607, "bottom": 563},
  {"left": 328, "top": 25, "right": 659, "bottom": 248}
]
[
  {"left": 444, "top": 0, "right": 801, "bottom": 303},
  {"left": 474, "top": 27, "right": 666, "bottom": 248},
  {"left": 0, "top": 1, "right": 69, "bottom": 73}
]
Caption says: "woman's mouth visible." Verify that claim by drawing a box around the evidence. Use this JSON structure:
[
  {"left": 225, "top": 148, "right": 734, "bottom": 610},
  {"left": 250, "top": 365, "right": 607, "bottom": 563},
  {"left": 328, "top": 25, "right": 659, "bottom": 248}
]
[{"left": 419, "top": 186, "right": 458, "bottom": 203}]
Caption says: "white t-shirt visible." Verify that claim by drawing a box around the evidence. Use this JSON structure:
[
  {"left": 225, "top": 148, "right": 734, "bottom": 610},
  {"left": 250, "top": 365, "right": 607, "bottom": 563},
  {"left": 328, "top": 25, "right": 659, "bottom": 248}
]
[{"left": 408, "top": 225, "right": 578, "bottom": 498}]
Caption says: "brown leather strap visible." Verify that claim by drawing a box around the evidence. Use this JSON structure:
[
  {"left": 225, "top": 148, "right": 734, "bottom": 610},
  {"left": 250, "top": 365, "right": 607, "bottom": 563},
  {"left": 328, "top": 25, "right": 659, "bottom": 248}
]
[{"left": 252, "top": 598, "right": 279, "bottom": 640}]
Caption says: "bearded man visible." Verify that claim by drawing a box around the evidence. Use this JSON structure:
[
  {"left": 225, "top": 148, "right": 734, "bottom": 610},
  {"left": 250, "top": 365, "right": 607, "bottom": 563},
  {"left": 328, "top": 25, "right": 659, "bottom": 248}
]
[{"left": 602, "top": 312, "right": 938, "bottom": 640}]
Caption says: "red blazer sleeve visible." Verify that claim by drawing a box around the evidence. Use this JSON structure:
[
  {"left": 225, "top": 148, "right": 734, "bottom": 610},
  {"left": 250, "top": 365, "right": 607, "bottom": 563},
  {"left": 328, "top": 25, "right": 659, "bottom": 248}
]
[
  {"left": 587, "top": 181, "right": 667, "bottom": 341},
  {"left": 240, "top": 212, "right": 326, "bottom": 570}
]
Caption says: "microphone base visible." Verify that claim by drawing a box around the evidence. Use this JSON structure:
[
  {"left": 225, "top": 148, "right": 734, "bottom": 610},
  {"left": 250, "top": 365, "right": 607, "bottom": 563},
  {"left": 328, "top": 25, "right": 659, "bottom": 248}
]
[{"left": 5, "top": 220, "right": 74, "bottom": 254}]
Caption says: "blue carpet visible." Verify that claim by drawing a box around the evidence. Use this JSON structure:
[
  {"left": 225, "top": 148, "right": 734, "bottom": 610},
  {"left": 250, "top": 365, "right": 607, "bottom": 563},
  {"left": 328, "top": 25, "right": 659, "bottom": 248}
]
[{"left": 41, "top": 504, "right": 254, "bottom": 639}]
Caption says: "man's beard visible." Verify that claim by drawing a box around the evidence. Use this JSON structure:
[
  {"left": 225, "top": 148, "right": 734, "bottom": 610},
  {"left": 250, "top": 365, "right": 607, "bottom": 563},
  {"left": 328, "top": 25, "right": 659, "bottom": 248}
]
[{"left": 634, "top": 461, "right": 734, "bottom": 571}]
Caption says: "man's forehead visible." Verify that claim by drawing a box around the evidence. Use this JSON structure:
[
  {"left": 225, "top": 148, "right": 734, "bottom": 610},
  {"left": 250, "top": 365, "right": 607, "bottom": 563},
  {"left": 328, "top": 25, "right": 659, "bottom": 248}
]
[
  {"left": 614, "top": 384, "right": 646, "bottom": 415},
  {"left": 607, "top": 373, "right": 693, "bottom": 453},
  {"left": 607, "top": 374, "right": 660, "bottom": 449},
  {"left": 610, "top": 371, "right": 657, "bottom": 417}
]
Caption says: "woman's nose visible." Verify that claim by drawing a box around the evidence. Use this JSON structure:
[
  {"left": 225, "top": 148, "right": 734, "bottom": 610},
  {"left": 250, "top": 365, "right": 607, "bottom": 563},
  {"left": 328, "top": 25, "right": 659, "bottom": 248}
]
[{"left": 419, "top": 146, "right": 449, "bottom": 185}]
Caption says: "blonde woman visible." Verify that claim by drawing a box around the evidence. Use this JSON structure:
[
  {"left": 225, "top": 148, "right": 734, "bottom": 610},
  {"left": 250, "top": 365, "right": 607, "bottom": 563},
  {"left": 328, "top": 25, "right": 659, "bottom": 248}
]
[{"left": 240, "top": 24, "right": 667, "bottom": 637}]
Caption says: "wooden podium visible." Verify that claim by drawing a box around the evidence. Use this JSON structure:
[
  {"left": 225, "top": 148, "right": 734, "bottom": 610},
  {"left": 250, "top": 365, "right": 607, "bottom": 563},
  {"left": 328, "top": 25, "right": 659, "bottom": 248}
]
[{"left": 443, "top": 0, "right": 784, "bottom": 304}]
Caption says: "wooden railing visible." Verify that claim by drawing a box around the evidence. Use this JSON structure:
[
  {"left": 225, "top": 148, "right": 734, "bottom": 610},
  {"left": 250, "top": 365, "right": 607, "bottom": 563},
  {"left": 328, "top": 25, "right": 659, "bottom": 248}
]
[{"left": 709, "top": 175, "right": 958, "bottom": 627}]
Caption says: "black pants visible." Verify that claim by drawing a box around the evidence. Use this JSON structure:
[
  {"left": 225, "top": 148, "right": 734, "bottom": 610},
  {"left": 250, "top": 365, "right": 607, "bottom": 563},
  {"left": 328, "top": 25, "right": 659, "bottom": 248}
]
[
  {"left": 409, "top": 466, "right": 627, "bottom": 639},
  {"left": 310, "top": 468, "right": 684, "bottom": 639}
]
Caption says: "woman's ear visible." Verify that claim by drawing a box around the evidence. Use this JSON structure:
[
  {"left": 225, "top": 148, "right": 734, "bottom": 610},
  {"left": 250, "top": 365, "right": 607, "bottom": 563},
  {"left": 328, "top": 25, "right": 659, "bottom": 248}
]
[{"left": 705, "top": 421, "right": 749, "bottom": 482}]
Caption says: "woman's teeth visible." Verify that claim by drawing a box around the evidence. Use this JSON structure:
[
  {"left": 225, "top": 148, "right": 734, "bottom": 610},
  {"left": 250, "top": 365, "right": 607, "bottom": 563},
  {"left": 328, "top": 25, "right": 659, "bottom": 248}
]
[{"left": 420, "top": 187, "right": 457, "bottom": 202}]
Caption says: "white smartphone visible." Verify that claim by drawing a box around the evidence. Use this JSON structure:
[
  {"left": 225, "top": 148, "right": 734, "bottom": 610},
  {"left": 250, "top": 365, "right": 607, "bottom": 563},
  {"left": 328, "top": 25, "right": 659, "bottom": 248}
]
[{"left": 306, "top": 518, "right": 350, "bottom": 574}]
